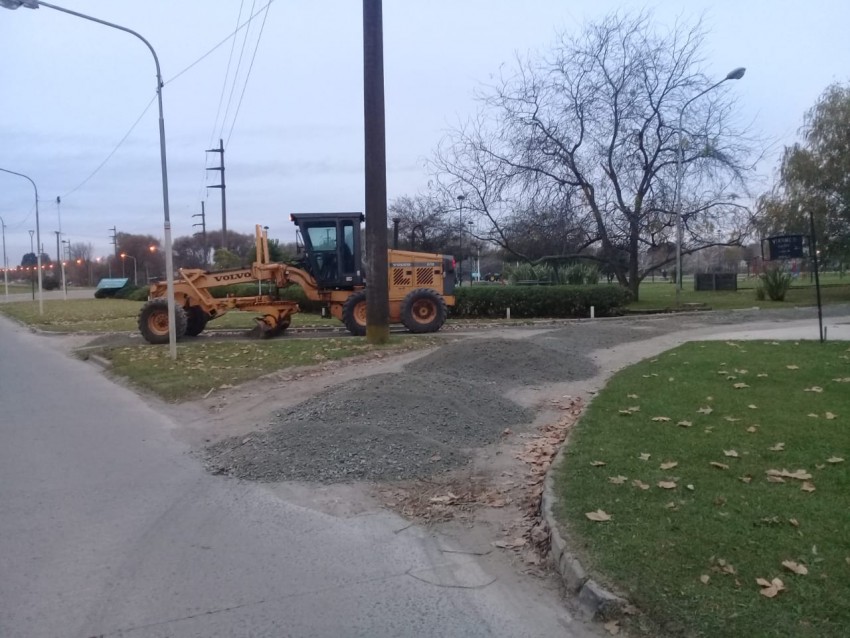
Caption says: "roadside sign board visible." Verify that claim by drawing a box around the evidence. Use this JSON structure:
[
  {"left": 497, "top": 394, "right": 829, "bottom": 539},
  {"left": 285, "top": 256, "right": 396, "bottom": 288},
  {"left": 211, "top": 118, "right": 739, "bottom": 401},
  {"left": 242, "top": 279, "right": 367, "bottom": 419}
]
[{"left": 761, "top": 234, "right": 805, "bottom": 261}]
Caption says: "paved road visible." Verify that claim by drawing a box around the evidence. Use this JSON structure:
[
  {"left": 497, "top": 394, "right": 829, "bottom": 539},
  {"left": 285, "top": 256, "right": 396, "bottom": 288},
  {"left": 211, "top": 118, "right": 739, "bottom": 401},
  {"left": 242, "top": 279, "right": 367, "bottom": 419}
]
[{"left": 0, "top": 315, "right": 591, "bottom": 638}]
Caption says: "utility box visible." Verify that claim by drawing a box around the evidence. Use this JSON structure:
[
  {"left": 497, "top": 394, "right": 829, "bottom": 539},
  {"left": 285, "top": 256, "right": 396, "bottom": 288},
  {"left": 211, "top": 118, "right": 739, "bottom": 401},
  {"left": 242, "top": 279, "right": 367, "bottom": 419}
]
[{"left": 694, "top": 273, "right": 737, "bottom": 291}]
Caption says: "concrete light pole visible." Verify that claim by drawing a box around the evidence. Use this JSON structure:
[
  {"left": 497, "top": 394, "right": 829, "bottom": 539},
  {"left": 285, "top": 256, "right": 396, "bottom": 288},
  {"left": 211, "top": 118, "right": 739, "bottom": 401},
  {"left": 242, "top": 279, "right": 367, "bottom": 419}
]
[
  {"left": 0, "top": 215, "right": 8, "bottom": 300},
  {"left": 1, "top": 0, "right": 178, "bottom": 358},
  {"left": 674, "top": 67, "right": 745, "bottom": 307},
  {"left": 120, "top": 253, "right": 138, "bottom": 286}
]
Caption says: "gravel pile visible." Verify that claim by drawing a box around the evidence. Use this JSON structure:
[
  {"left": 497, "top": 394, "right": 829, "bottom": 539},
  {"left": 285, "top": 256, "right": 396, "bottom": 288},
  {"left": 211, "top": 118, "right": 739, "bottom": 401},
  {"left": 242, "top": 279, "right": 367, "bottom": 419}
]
[{"left": 203, "top": 368, "right": 533, "bottom": 483}]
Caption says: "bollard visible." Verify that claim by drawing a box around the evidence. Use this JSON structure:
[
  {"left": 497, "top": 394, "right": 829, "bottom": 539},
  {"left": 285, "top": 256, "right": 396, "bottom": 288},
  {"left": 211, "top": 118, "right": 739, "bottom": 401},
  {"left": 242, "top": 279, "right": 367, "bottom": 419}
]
[
  {"left": 590, "top": 306, "right": 595, "bottom": 319},
  {"left": 506, "top": 307, "right": 511, "bottom": 320}
]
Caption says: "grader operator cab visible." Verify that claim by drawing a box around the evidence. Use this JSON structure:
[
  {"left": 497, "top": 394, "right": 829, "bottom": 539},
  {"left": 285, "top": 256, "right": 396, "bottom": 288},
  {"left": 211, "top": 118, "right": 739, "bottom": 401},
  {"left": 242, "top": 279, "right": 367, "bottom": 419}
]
[{"left": 138, "top": 213, "right": 456, "bottom": 343}]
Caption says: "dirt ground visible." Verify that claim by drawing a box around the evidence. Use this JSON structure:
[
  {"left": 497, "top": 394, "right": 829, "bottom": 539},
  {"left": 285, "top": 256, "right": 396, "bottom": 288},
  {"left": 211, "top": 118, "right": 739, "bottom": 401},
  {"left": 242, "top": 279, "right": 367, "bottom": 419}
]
[{"left": 54, "top": 304, "right": 850, "bottom": 626}]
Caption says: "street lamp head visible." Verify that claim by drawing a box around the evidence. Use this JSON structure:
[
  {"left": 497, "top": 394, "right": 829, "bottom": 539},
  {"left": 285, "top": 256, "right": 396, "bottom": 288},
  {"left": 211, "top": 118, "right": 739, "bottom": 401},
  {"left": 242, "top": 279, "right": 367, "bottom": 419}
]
[
  {"left": 457, "top": 195, "right": 466, "bottom": 203},
  {"left": 120, "top": 253, "right": 126, "bottom": 259},
  {"left": 0, "top": 0, "right": 39, "bottom": 9},
  {"left": 726, "top": 67, "right": 746, "bottom": 81}
]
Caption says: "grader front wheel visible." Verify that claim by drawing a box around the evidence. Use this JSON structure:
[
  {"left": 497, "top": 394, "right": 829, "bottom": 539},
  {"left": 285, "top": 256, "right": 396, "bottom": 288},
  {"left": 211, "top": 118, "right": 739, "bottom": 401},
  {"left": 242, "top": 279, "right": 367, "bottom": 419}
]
[{"left": 138, "top": 299, "right": 188, "bottom": 344}]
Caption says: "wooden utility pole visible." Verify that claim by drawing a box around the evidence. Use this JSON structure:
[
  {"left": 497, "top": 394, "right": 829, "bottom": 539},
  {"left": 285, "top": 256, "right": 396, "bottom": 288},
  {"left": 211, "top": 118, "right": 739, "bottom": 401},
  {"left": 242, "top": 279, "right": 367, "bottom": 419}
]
[{"left": 363, "top": 0, "right": 390, "bottom": 344}]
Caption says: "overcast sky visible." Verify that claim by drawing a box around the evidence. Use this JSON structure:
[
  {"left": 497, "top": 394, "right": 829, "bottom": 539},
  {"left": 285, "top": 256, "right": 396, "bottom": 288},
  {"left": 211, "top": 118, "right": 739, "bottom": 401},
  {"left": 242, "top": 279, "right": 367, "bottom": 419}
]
[{"left": 1, "top": 0, "right": 848, "bottom": 263}]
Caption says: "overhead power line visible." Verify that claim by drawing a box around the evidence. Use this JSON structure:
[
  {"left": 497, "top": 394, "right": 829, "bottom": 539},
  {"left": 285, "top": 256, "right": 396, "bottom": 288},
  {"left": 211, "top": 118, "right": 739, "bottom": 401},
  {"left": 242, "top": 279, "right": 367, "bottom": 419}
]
[{"left": 209, "top": 0, "right": 246, "bottom": 150}]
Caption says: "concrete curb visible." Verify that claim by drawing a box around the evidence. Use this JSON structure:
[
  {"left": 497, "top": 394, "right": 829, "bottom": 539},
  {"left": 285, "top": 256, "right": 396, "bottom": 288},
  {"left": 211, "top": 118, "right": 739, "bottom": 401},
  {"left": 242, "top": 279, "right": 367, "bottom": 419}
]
[
  {"left": 87, "top": 354, "right": 113, "bottom": 370},
  {"left": 541, "top": 440, "right": 628, "bottom": 620}
]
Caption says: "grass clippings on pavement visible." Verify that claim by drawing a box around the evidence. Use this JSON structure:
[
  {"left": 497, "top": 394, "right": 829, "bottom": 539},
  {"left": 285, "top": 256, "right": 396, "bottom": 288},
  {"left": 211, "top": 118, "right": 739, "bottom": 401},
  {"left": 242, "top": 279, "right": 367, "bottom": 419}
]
[
  {"left": 557, "top": 340, "right": 850, "bottom": 638},
  {"left": 95, "top": 336, "right": 437, "bottom": 401}
]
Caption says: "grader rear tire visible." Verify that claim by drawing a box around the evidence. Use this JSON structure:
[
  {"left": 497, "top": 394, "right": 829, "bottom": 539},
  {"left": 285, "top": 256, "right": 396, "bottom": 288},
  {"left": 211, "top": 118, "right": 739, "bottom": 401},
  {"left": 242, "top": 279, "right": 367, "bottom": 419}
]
[
  {"left": 400, "top": 288, "right": 447, "bottom": 333},
  {"left": 138, "top": 299, "right": 187, "bottom": 344},
  {"left": 341, "top": 290, "right": 368, "bottom": 336}
]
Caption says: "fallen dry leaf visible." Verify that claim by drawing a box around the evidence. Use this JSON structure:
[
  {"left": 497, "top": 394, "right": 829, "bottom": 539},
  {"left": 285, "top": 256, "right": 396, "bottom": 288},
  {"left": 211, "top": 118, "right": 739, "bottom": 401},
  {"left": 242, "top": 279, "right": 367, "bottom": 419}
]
[
  {"left": 768, "top": 442, "right": 785, "bottom": 451},
  {"left": 710, "top": 462, "right": 730, "bottom": 470},
  {"left": 608, "top": 475, "right": 628, "bottom": 485},
  {"left": 590, "top": 461, "right": 607, "bottom": 467},
  {"left": 724, "top": 416, "right": 740, "bottom": 422},
  {"left": 632, "top": 479, "right": 650, "bottom": 490},
  {"left": 786, "top": 365, "right": 800, "bottom": 370},
  {"left": 627, "top": 393, "right": 639, "bottom": 399},
  {"left": 757, "top": 577, "right": 786, "bottom": 598},
  {"left": 767, "top": 468, "right": 812, "bottom": 480},
  {"left": 825, "top": 412, "right": 837, "bottom": 420},
  {"left": 618, "top": 410, "right": 633, "bottom": 416},
  {"left": 833, "top": 377, "right": 850, "bottom": 383},
  {"left": 789, "top": 518, "right": 799, "bottom": 527},
  {"left": 603, "top": 620, "right": 620, "bottom": 636},
  {"left": 766, "top": 475, "right": 786, "bottom": 483},
  {"left": 808, "top": 413, "right": 819, "bottom": 418},
  {"left": 665, "top": 501, "right": 678, "bottom": 510},
  {"left": 651, "top": 416, "right": 671, "bottom": 422},
  {"left": 660, "top": 461, "right": 678, "bottom": 470},
  {"left": 746, "top": 426, "right": 759, "bottom": 433},
  {"left": 723, "top": 449, "right": 740, "bottom": 458},
  {"left": 657, "top": 481, "right": 677, "bottom": 489},
  {"left": 739, "top": 475, "right": 752, "bottom": 483},
  {"left": 748, "top": 404, "right": 758, "bottom": 410},
  {"left": 686, "top": 484, "right": 694, "bottom": 491},
  {"left": 782, "top": 560, "right": 809, "bottom": 575},
  {"left": 697, "top": 406, "right": 713, "bottom": 415},
  {"left": 757, "top": 373, "right": 769, "bottom": 378},
  {"left": 677, "top": 420, "right": 693, "bottom": 428},
  {"left": 585, "top": 509, "right": 612, "bottom": 522},
  {"left": 827, "top": 456, "right": 845, "bottom": 464},
  {"left": 492, "top": 538, "right": 528, "bottom": 549},
  {"left": 639, "top": 453, "right": 651, "bottom": 461},
  {"left": 733, "top": 383, "right": 750, "bottom": 389},
  {"left": 801, "top": 482, "right": 816, "bottom": 493},
  {"left": 804, "top": 386, "right": 824, "bottom": 393}
]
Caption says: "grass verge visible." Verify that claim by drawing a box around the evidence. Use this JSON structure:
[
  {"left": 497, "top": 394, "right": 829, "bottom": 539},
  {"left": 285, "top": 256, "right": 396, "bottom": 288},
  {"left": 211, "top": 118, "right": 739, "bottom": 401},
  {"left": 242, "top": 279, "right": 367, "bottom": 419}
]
[
  {"left": 556, "top": 340, "right": 850, "bottom": 637},
  {"left": 91, "top": 335, "right": 438, "bottom": 402},
  {"left": 0, "top": 299, "right": 340, "bottom": 332}
]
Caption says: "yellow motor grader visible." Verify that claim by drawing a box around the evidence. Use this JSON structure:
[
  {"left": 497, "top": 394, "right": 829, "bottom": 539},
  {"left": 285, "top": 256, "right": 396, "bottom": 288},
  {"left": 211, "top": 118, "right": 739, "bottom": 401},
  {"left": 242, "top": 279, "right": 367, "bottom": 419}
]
[{"left": 138, "top": 213, "right": 456, "bottom": 343}]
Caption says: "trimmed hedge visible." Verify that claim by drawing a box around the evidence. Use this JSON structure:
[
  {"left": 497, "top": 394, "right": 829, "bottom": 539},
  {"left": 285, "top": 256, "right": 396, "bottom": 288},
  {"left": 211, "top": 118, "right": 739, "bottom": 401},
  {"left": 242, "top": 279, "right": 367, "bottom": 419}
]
[
  {"left": 207, "top": 283, "right": 324, "bottom": 313},
  {"left": 451, "top": 284, "right": 631, "bottom": 318}
]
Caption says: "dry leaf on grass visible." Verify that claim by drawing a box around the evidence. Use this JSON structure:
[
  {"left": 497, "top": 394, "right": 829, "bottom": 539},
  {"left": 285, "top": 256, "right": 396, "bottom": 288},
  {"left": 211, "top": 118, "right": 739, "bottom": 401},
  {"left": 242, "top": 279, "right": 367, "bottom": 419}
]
[
  {"left": 808, "top": 413, "right": 819, "bottom": 418},
  {"left": 603, "top": 620, "right": 620, "bottom": 635},
  {"left": 677, "top": 420, "right": 693, "bottom": 428},
  {"left": 723, "top": 449, "right": 740, "bottom": 458},
  {"left": 804, "top": 386, "right": 824, "bottom": 393},
  {"left": 801, "top": 482, "right": 816, "bottom": 493},
  {"left": 768, "top": 442, "right": 786, "bottom": 451},
  {"left": 608, "top": 475, "right": 628, "bottom": 485},
  {"left": 585, "top": 509, "right": 612, "bottom": 522},
  {"left": 748, "top": 404, "right": 758, "bottom": 409},
  {"left": 724, "top": 416, "right": 740, "bottom": 422},
  {"left": 827, "top": 456, "right": 845, "bottom": 464},
  {"left": 782, "top": 560, "right": 808, "bottom": 575},
  {"left": 697, "top": 406, "right": 713, "bottom": 415},
  {"left": 639, "top": 453, "right": 651, "bottom": 461},
  {"left": 492, "top": 538, "right": 528, "bottom": 549},
  {"left": 657, "top": 481, "right": 677, "bottom": 489},
  {"left": 825, "top": 412, "right": 837, "bottom": 420},
  {"left": 632, "top": 479, "right": 650, "bottom": 490},
  {"left": 766, "top": 475, "right": 786, "bottom": 483},
  {"left": 767, "top": 468, "right": 812, "bottom": 480},
  {"left": 789, "top": 518, "right": 800, "bottom": 527},
  {"left": 652, "top": 416, "right": 671, "bottom": 422},
  {"left": 590, "top": 461, "right": 607, "bottom": 467},
  {"left": 626, "top": 406, "right": 640, "bottom": 413},
  {"left": 746, "top": 426, "right": 759, "bottom": 433},
  {"left": 756, "top": 577, "right": 786, "bottom": 598},
  {"left": 833, "top": 377, "right": 850, "bottom": 383},
  {"left": 627, "top": 393, "right": 639, "bottom": 399},
  {"left": 739, "top": 475, "right": 752, "bottom": 483},
  {"left": 710, "top": 462, "right": 730, "bottom": 470},
  {"left": 618, "top": 410, "right": 633, "bottom": 416},
  {"left": 733, "top": 383, "right": 750, "bottom": 389},
  {"left": 660, "top": 461, "right": 678, "bottom": 470},
  {"left": 757, "top": 373, "right": 769, "bottom": 377},
  {"left": 786, "top": 365, "right": 800, "bottom": 370}
]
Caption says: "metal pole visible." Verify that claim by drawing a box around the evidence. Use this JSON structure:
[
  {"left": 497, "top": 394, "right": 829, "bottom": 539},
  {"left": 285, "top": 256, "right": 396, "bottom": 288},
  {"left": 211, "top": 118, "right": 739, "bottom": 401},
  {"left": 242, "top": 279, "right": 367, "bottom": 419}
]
[
  {"left": 28, "top": 229, "right": 35, "bottom": 300},
  {"left": 808, "top": 209, "right": 824, "bottom": 342},
  {"left": 2, "top": 169, "right": 43, "bottom": 312},
  {"left": 363, "top": 0, "right": 390, "bottom": 344},
  {"left": 457, "top": 195, "right": 465, "bottom": 285},
  {"left": 35, "top": 1, "right": 178, "bottom": 358},
  {"left": 0, "top": 215, "right": 7, "bottom": 300}
]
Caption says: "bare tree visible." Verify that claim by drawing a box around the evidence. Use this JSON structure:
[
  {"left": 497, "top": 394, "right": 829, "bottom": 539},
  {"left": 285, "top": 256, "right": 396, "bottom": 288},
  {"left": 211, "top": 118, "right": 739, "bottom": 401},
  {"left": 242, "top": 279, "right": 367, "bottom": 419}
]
[{"left": 432, "top": 13, "right": 758, "bottom": 299}]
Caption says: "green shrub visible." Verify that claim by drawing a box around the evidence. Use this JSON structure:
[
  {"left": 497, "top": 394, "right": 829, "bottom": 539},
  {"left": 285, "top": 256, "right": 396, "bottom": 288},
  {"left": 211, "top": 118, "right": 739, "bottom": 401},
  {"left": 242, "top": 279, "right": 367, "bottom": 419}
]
[
  {"left": 208, "top": 283, "right": 324, "bottom": 313},
  {"left": 126, "top": 286, "right": 151, "bottom": 301},
  {"left": 451, "top": 285, "right": 631, "bottom": 318},
  {"left": 754, "top": 283, "right": 766, "bottom": 301},
  {"left": 42, "top": 276, "right": 61, "bottom": 291},
  {"left": 759, "top": 266, "right": 792, "bottom": 301}
]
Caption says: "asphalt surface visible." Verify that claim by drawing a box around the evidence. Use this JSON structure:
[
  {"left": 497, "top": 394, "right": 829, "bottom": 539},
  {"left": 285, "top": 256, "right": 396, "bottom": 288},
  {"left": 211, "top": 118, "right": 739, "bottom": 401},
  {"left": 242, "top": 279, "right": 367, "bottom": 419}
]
[{"left": 0, "top": 314, "right": 592, "bottom": 638}]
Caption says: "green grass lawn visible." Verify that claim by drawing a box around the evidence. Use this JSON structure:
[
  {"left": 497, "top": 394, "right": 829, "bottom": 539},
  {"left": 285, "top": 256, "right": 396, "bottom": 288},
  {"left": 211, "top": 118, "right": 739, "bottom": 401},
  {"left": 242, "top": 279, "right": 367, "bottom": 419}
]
[
  {"left": 557, "top": 340, "right": 850, "bottom": 637},
  {"left": 95, "top": 336, "right": 437, "bottom": 401},
  {"left": 0, "top": 299, "right": 340, "bottom": 332},
  {"left": 631, "top": 278, "right": 850, "bottom": 311}
]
